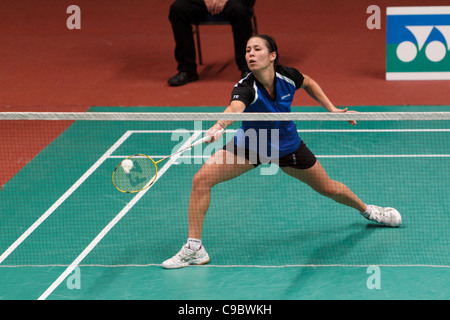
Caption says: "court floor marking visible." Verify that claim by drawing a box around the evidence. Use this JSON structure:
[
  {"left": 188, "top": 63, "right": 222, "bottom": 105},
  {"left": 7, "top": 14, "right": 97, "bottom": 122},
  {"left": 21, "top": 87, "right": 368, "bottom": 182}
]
[
  {"left": 2, "top": 263, "right": 449, "bottom": 268},
  {"left": 38, "top": 131, "right": 202, "bottom": 300},
  {"left": 129, "top": 129, "right": 450, "bottom": 133},
  {"left": 113, "top": 128, "right": 450, "bottom": 160},
  {"left": 110, "top": 154, "right": 450, "bottom": 159}
]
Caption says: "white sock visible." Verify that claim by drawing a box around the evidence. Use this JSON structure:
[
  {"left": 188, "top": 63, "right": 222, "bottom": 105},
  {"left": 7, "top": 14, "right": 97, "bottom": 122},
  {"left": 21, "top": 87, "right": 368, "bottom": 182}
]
[
  {"left": 361, "top": 204, "right": 372, "bottom": 218},
  {"left": 188, "top": 238, "right": 202, "bottom": 251}
]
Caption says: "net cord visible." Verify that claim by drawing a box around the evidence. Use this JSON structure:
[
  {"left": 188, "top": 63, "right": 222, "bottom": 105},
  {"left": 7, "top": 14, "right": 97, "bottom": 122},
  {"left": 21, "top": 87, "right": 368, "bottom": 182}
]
[{"left": 1, "top": 112, "right": 450, "bottom": 121}]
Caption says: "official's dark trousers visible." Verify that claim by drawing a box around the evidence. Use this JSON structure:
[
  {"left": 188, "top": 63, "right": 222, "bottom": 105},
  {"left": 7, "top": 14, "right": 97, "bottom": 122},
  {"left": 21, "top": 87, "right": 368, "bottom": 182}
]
[{"left": 169, "top": 0, "right": 255, "bottom": 72}]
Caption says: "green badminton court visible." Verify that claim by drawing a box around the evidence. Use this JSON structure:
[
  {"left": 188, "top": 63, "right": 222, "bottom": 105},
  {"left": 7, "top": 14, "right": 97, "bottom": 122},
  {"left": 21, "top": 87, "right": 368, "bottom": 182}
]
[{"left": 0, "top": 106, "right": 449, "bottom": 300}]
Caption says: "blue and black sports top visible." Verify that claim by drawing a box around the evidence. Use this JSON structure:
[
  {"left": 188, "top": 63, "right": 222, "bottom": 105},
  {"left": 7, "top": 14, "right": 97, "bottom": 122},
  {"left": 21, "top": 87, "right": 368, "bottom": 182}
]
[{"left": 230, "top": 65, "right": 304, "bottom": 158}]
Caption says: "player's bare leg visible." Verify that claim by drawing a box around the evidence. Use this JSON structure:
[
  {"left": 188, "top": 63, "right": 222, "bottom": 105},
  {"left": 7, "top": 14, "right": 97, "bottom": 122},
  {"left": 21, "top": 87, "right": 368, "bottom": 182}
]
[
  {"left": 281, "top": 161, "right": 401, "bottom": 227},
  {"left": 162, "top": 149, "right": 254, "bottom": 269}
]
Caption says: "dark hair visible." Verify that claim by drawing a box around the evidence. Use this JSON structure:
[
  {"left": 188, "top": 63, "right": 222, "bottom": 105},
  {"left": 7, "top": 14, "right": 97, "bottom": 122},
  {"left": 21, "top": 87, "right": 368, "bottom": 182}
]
[{"left": 251, "top": 34, "right": 279, "bottom": 65}]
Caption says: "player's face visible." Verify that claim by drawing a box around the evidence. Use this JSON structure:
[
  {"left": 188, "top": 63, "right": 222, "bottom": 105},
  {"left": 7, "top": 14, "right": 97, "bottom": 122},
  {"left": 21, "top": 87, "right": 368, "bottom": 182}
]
[{"left": 245, "top": 37, "right": 276, "bottom": 72}]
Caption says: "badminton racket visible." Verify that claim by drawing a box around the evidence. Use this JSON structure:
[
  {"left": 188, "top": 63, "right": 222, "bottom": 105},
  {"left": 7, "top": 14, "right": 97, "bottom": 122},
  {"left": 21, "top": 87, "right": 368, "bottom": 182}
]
[{"left": 112, "top": 130, "right": 223, "bottom": 193}]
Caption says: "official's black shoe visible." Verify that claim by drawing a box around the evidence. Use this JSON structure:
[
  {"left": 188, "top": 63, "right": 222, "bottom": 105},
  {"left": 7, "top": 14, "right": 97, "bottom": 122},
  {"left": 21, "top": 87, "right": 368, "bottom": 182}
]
[{"left": 168, "top": 71, "right": 199, "bottom": 86}]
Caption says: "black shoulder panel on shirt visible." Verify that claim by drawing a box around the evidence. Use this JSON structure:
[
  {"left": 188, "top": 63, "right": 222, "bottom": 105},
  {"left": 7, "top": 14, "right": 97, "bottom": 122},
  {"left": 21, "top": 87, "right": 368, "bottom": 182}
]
[
  {"left": 230, "top": 74, "right": 256, "bottom": 106},
  {"left": 276, "top": 65, "right": 304, "bottom": 89}
]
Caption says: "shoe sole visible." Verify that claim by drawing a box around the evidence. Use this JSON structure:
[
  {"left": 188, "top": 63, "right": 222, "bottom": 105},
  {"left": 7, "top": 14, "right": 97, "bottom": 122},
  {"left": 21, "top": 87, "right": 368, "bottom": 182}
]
[{"left": 162, "top": 257, "right": 210, "bottom": 269}]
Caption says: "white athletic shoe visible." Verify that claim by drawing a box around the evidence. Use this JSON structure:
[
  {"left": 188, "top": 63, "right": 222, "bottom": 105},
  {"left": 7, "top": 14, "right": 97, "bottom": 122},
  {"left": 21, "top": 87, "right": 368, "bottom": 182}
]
[
  {"left": 362, "top": 205, "right": 402, "bottom": 227},
  {"left": 162, "top": 244, "right": 210, "bottom": 269}
]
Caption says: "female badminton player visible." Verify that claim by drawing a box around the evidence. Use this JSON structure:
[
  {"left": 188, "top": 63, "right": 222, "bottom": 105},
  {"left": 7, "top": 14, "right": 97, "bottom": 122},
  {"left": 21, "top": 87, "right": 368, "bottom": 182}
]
[{"left": 162, "top": 35, "right": 402, "bottom": 269}]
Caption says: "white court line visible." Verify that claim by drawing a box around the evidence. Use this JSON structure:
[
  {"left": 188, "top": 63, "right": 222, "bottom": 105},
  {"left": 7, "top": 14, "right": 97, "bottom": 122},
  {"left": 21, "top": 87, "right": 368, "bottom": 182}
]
[
  {"left": 129, "top": 129, "right": 450, "bottom": 133},
  {"left": 0, "top": 130, "right": 134, "bottom": 265},
  {"left": 38, "top": 131, "right": 203, "bottom": 300},
  {"left": 1, "top": 263, "right": 449, "bottom": 268},
  {"left": 317, "top": 154, "right": 450, "bottom": 158},
  {"left": 108, "top": 154, "right": 450, "bottom": 159}
]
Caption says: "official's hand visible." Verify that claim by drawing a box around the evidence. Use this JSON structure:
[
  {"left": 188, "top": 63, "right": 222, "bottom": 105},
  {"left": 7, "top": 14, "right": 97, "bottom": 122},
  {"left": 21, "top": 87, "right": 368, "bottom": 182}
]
[{"left": 204, "top": 0, "right": 228, "bottom": 15}]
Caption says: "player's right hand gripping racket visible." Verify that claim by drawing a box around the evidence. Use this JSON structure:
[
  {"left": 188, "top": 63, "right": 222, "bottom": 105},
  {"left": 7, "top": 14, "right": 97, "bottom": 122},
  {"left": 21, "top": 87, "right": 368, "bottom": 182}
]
[{"left": 112, "top": 130, "right": 223, "bottom": 193}]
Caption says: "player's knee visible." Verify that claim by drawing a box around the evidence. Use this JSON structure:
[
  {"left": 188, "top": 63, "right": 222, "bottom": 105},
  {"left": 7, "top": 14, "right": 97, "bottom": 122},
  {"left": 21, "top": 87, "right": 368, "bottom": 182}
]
[
  {"left": 192, "top": 170, "right": 214, "bottom": 191},
  {"left": 227, "top": 5, "right": 252, "bottom": 23}
]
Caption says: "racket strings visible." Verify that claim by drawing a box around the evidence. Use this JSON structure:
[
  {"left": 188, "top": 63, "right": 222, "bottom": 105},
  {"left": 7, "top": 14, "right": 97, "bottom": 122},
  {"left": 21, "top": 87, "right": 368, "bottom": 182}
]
[{"left": 113, "top": 155, "right": 157, "bottom": 193}]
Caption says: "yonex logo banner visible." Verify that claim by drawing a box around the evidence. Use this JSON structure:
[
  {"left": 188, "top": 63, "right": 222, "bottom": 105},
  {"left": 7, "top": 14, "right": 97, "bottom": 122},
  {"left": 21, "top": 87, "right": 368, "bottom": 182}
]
[{"left": 386, "top": 6, "right": 450, "bottom": 80}]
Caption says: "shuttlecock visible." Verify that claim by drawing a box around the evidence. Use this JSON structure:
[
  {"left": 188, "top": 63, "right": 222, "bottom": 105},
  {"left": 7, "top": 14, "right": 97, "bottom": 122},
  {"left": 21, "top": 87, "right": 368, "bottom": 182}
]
[{"left": 121, "top": 159, "right": 133, "bottom": 174}]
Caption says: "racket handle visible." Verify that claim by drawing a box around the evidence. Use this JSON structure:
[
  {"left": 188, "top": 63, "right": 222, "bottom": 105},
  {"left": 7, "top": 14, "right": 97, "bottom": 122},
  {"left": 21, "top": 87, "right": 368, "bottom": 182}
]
[{"left": 191, "top": 129, "right": 224, "bottom": 147}]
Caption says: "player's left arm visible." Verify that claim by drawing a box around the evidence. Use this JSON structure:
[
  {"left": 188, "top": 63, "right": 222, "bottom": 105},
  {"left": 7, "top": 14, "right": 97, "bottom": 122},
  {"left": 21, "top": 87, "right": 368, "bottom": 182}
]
[{"left": 301, "top": 74, "right": 357, "bottom": 125}]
